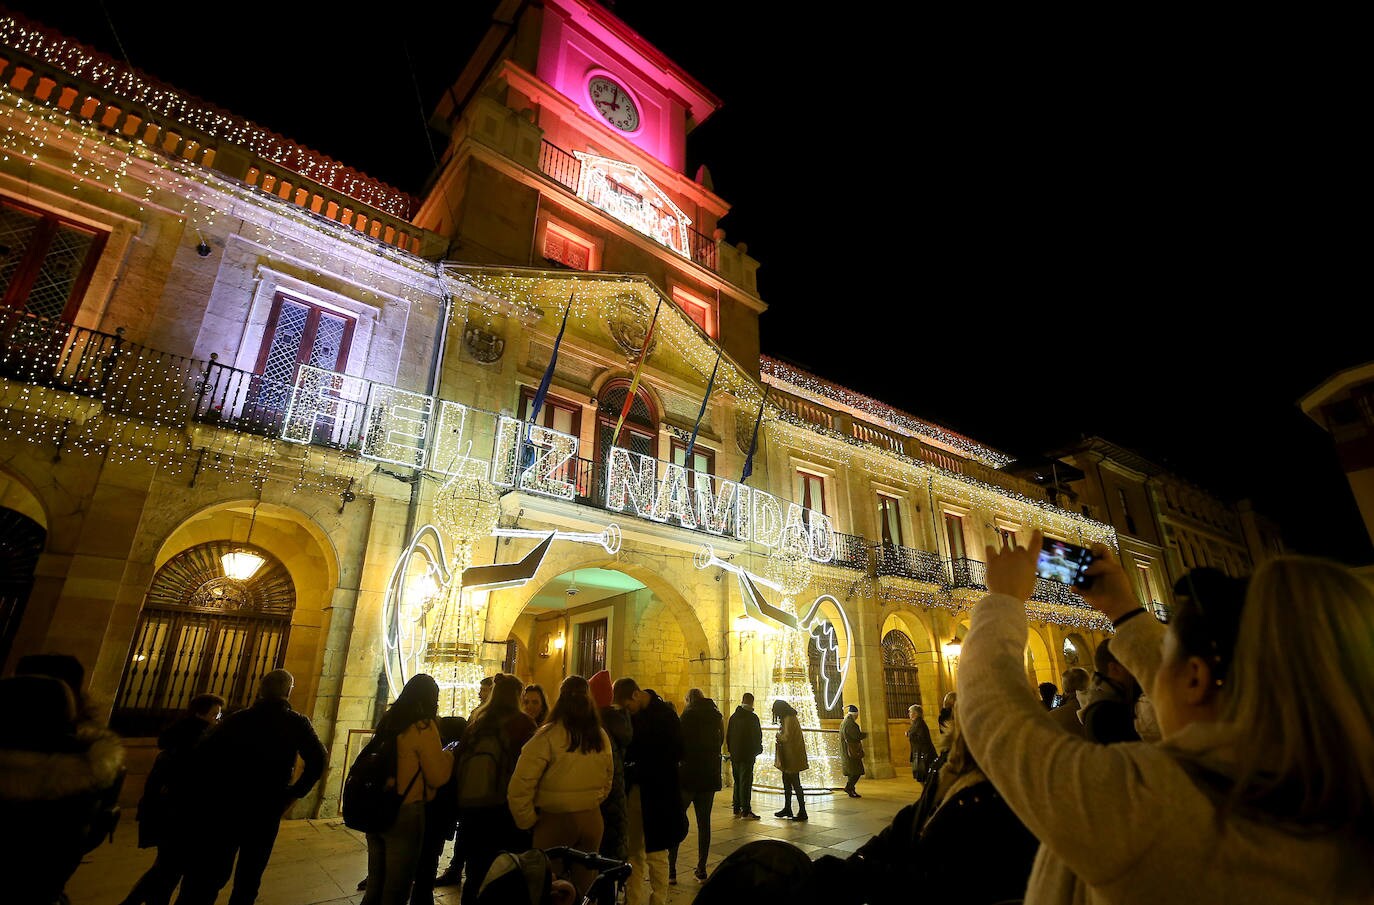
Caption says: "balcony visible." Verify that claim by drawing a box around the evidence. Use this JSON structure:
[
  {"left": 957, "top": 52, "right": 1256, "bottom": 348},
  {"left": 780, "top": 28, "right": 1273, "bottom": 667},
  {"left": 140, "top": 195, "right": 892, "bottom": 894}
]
[
  {"left": 1028, "top": 577, "right": 1089, "bottom": 608},
  {"left": 830, "top": 532, "right": 870, "bottom": 571},
  {"left": 193, "top": 358, "right": 369, "bottom": 451},
  {"left": 946, "top": 556, "right": 987, "bottom": 591},
  {"left": 874, "top": 543, "right": 945, "bottom": 584},
  {"left": 538, "top": 140, "right": 720, "bottom": 273},
  {"left": 0, "top": 311, "right": 125, "bottom": 397}
]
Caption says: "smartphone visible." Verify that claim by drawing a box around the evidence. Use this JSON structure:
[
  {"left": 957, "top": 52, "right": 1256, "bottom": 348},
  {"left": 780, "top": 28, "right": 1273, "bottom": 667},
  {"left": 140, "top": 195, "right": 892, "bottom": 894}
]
[{"left": 1036, "top": 537, "right": 1095, "bottom": 590}]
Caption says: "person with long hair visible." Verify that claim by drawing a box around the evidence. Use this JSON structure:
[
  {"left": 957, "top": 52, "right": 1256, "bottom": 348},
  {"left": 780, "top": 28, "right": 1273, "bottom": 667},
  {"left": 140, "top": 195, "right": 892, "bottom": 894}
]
[
  {"left": 771, "top": 700, "right": 808, "bottom": 821},
  {"left": 509, "top": 675, "right": 613, "bottom": 894},
  {"left": 521, "top": 684, "right": 550, "bottom": 726},
  {"left": 361, "top": 673, "right": 453, "bottom": 905},
  {"left": 962, "top": 531, "right": 1374, "bottom": 903},
  {"left": 454, "top": 673, "right": 536, "bottom": 905}
]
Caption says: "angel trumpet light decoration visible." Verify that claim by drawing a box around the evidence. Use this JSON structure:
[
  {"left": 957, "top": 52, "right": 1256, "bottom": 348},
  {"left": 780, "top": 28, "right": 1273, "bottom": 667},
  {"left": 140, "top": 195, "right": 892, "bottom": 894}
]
[{"left": 697, "top": 543, "right": 852, "bottom": 790}]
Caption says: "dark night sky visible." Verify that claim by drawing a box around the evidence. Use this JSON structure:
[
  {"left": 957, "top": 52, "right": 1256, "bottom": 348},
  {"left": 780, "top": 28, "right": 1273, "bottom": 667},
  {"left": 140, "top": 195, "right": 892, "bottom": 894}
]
[{"left": 6, "top": 2, "right": 1367, "bottom": 562}]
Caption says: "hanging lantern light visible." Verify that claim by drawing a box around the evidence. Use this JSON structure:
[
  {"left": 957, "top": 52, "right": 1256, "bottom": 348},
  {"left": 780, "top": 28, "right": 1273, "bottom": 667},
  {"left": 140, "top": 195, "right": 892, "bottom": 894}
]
[{"left": 221, "top": 500, "right": 265, "bottom": 581}]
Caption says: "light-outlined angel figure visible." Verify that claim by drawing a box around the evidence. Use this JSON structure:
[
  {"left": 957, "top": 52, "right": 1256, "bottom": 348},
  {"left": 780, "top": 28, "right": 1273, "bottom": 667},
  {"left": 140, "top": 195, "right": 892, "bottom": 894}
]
[{"left": 694, "top": 543, "right": 853, "bottom": 710}]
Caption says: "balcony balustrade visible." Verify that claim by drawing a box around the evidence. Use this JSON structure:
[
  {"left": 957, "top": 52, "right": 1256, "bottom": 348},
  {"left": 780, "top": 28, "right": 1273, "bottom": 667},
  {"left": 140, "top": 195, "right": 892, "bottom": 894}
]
[
  {"left": 874, "top": 543, "right": 945, "bottom": 584},
  {"left": 946, "top": 556, "right": 987, "bottom": 590},
  {"left": 193, "top": 358, "right": 369, "bottom": 451},
  {"left": 538, "top": 140, "right": 720, "bottom": 273},
  {"left": 830, "top": 532, "right": 870, "bottom": 571}
]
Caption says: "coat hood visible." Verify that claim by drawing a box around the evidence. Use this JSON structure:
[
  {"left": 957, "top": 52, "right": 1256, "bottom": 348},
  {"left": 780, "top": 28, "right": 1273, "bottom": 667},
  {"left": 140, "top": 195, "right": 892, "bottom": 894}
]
[{"left": 0, "top": 727, "right": 125, "bottom": 802}]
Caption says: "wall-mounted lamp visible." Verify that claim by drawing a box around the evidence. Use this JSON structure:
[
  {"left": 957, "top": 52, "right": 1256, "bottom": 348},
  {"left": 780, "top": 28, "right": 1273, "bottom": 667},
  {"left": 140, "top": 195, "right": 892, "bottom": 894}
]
[
  {"left": 942, "top": 634, "right": 963, "bottom": 660},
  {"left": 552, "top": 631, "right": 566, "bottom": 652}
]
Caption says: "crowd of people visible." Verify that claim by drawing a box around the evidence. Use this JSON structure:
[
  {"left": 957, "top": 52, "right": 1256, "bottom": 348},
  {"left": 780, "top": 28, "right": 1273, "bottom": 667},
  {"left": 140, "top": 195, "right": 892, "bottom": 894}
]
[
  {"left": 697, "top": 538, "right": 1374, "bottom": 905},
  {"left": 4, "top": 535, "right": 1372, "bottom": 904}
]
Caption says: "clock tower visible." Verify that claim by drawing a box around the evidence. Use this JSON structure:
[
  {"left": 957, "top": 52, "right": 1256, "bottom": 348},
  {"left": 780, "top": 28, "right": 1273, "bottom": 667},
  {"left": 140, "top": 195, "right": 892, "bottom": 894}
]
[{"left": 418, "top": 0, "right": 762, "bottom": 368}]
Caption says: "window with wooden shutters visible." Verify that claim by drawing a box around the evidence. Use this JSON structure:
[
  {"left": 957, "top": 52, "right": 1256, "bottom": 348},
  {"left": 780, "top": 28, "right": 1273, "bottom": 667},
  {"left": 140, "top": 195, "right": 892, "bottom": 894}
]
[
  {"left": 0, "top": 198, "right": 107, "bottom": 322},
  {"left": 882, "top": 630, "right": 922, "bottom": 719},
  {"left": 113, "top": 541, "right": 294, "bottom": 737}
]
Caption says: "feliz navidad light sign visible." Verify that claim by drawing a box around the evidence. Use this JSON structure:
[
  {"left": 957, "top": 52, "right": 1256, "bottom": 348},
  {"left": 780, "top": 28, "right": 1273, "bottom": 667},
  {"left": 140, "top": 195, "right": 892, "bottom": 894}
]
[{"left": 280, "top": 365, "right": 836, "bottom": 562}]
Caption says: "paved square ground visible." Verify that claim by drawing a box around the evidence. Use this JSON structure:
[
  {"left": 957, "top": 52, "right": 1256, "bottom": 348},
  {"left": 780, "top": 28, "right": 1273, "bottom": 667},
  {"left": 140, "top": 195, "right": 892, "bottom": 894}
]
[{"left": 67, "top": 776, "right": 922, "bottom": 904}]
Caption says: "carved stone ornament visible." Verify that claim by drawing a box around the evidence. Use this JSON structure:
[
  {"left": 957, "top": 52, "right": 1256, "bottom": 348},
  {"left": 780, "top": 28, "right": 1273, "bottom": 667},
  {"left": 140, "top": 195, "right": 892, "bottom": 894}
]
[
  {"left": 464, "top": 324, "right": 506, "bottom": 363},
  {"left": 606, "top": 293, "right": 659, "bottom": 360}
]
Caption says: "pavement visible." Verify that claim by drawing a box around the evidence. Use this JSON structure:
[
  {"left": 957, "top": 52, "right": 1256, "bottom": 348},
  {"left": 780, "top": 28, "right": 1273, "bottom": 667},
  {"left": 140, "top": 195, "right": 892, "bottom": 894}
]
[{"left": 67, "top": 776, "right": 923, "bottom": 904}]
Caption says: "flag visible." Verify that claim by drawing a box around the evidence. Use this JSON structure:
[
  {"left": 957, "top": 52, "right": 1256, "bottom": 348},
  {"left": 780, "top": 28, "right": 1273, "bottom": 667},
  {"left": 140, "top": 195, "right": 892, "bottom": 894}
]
[
  {"left": 684, "top": 347, "right": 721, "bottom": 467},
  {"left": 528, "top": 292, "right": 574, "bottom": 426},
  {"left": 740, "top": 387, "right": 768, "bottom": 483},
  {"left": 610, "top": 295, "right": 664, "bottom": 446}
]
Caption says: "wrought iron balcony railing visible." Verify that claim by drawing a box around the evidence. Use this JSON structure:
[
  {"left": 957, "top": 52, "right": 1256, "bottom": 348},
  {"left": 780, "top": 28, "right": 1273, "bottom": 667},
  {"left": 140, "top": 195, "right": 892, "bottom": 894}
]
[
  {"left": 193, "top": 358, "right": 370, "bottom": 452},
  {"left": 829, "top": 532, "right": 869, "bottom": 571},
  {"left": 0, "top": 310, "right": 125, "bottom": 397},
  {"left": 874, "top": 543, "right": 945, "bottom": 584},
  {"left": 946, "top": 556, "right": 987, "bottom": 590}
]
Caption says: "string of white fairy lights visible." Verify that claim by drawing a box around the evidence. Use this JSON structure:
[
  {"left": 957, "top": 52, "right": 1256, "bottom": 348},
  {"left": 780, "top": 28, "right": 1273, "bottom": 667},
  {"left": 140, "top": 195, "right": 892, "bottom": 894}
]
[
  {"left": 760, "top": 356, "right": 1014, "bottom": 468},
  {"left": 0, "top": 38, "right": 1121, "bottom": 630},
  {"left": 0, "top": 14, "right": 415, "bottom": 218}
]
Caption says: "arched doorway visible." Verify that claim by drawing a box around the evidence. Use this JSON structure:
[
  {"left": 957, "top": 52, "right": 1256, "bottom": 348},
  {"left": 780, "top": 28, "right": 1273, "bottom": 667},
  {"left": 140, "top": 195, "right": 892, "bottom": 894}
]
[
  {"left": 112, "top": 540, "right": 295, "bottom": 736},
  {"left": 0, "top": 506, "right": 45, "bottom": 667},
  {"left": 1025, "top": 628, "right": 1056, "bottom": 689},
  {"left": 881, "top": 629, "right": 922, "bottom": 719},
  {"left": 494, "top": 556, "right": 712, "bottom": 712}
]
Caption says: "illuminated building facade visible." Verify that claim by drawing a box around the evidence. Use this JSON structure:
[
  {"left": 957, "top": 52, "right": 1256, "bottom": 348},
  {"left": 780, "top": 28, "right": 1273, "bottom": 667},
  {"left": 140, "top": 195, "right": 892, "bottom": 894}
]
[{"left": 0, "top": 0, "right": 1124, "bottom": 811}]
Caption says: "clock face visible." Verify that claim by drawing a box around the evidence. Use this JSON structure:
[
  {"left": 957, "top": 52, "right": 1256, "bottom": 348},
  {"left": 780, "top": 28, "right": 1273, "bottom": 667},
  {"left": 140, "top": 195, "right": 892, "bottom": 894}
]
[{"left": 588, "top": 75, "right": 640, "bottom": 132}]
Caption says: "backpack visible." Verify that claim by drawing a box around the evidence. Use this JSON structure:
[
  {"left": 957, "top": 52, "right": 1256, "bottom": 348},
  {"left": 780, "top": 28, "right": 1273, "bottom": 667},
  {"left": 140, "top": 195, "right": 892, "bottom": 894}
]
[
  {"left": 455, "top": 724, "right": 517, "bottom": 809},
  {"left": 342, "top": 733, "right": 421, "bottom": 834}
]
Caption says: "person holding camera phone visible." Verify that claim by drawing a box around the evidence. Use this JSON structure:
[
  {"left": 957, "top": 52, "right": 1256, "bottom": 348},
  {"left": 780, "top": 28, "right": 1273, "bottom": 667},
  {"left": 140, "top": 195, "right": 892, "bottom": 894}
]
[{"left": 959, "top": 530, "right": 1374, "bottom": 904}]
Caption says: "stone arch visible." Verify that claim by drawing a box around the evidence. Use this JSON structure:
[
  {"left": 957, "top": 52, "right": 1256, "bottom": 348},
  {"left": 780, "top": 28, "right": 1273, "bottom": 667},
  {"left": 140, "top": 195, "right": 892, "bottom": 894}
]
[
  {"left": 1026, "top": 626, "right": 1057, "bottom": 689},
  {"left": 0, "top": 467, "right": 49, "bottom": 530},
  {"left": 485, "top": 543, "right": 716, "bottom": 707},
  {"left": 121, "top": 497, "right": 342, "bottom": 721},
  {"left": 1062, "top": 632, "right": 1090, "bottom": 670},
  {"left": 879, "top": 609, "right": 941, "bottom": 719},
  {"left": 0, "top": 467, "right": 49, "bottom": 668}
]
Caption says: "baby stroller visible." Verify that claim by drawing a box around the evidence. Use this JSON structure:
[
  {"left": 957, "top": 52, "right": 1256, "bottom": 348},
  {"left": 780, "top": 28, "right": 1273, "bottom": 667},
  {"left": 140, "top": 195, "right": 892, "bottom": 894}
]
[{"left": 476, "top": 846, "right": 632, "bottom": 905}]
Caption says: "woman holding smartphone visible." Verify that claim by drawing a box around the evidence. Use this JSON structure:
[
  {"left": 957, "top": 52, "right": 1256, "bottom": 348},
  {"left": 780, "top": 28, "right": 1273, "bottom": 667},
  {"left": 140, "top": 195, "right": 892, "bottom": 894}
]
[{"left": 961, "top": 530, "right": 1373, "bottom": 904}]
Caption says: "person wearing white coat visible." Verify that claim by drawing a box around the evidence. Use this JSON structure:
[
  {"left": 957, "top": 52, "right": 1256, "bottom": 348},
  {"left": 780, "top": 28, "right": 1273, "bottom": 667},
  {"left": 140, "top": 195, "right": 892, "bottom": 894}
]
[{"left": 508, "top": 675, "right": 613, "bottom": 895}]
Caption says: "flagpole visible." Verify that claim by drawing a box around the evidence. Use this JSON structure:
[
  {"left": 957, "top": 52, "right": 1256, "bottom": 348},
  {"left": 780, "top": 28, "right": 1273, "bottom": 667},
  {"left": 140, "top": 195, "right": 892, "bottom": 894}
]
[
  {"left": 610, "top": 295, "right": 664, "bottom": 446},
  {"left": 528, "top": 292, "right": 575, "bottom": 426},
  {"left": 684, "top": 347, "right": 722, "bottom": 467},
  {"left": 740, "top": 386, "right": 769, "bottom": 484}
]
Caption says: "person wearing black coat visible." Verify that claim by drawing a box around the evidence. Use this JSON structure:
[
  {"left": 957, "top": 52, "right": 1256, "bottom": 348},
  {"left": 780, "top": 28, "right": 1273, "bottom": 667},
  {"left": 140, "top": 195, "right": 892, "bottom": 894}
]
[
  {"left": 625, "top": 688, "right": 686, "bottom": 905},
  {"left": 832, "top": 716, "right": 1037, "bottom": 905},
  {"left": 173, "top": 670, "right": 327, "bottom": 905},
  {"left": 904, "top": 705, "right": 937, "bottom": 783},
  {"left": 725, "top": 693, "right": 763, "bottom": 819},
  {"left": 0, "top": 674, "right": 126, "bottom": 905},
  {"left": 121, "top": 694, "right": 225, "bottom": 905},
  {"left": 670, "top": 690, "right": 723, "bottom": 882}
]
